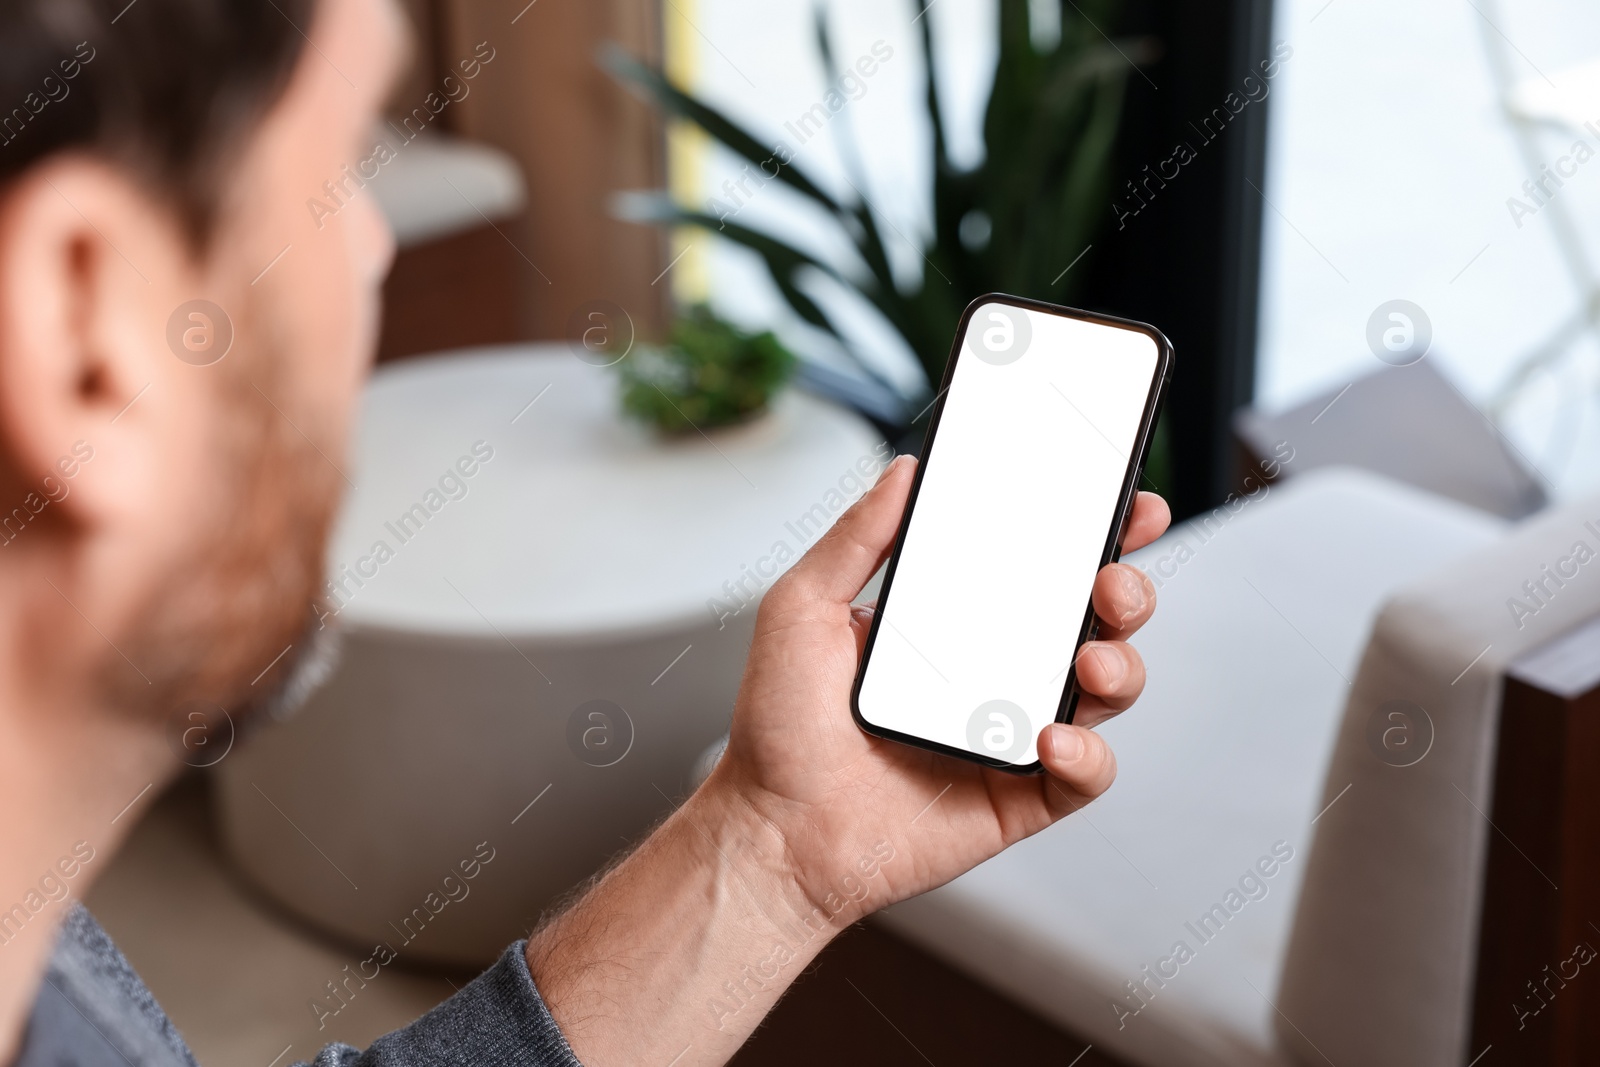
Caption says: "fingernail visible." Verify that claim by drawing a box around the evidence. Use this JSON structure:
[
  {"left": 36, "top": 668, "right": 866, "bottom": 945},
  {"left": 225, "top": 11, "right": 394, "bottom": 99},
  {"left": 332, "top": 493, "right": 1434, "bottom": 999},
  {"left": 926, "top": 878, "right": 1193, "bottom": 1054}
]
[
  {"left": 1048, "top": 723, "right": 1085, "bottom": 763},
  {"left": 1090, "top": 644, "right": 1127, "bottom": 686},
  {"left": 1116, "top": 567, "right": 1148, "bottom": 623},
  {"left": 877, "top": 454, "right": 914, "bottom": 483}
]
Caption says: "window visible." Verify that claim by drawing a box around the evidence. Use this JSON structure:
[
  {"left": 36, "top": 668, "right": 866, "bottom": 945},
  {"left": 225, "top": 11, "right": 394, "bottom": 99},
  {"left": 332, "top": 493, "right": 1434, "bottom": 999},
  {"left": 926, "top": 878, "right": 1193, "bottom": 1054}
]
[{"left": 1258, "top": 0, "right": 1600, "bottom": 499}]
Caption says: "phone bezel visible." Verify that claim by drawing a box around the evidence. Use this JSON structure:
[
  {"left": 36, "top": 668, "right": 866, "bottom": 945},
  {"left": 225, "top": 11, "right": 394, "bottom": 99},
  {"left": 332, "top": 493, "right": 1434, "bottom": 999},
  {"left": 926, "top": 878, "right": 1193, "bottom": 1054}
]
[{"left": 848, "top": 293, "right": 1175, "bottom": 775}]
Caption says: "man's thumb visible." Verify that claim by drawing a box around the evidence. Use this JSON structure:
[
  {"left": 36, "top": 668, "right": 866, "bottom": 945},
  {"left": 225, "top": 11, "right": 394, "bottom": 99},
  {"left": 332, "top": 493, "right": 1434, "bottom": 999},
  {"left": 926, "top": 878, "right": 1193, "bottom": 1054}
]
[{"left": 776, "top": 454, "right": 916, "bottom": 605}]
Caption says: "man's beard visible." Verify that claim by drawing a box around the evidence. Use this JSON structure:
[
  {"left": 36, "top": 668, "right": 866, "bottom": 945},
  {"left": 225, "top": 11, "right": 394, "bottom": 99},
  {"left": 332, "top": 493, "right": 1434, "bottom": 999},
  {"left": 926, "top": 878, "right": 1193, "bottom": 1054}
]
[
  {"left": 232, "top": 617, "right": 343, "bottom": 734},
  {"left": 108, "top": 319, "right": 351, "bottom": 743}
]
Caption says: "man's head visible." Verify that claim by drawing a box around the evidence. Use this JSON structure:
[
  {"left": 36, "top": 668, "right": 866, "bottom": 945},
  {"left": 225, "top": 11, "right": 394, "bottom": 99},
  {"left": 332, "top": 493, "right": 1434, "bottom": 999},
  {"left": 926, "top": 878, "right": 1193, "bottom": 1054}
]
[{"left": 0, "top": 0, "right": 404, "bottom": 744}]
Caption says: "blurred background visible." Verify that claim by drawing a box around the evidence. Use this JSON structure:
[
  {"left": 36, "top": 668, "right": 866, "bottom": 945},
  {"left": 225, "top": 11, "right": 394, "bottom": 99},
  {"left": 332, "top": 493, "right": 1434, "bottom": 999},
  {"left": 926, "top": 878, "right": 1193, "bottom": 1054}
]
[{"left": 92, "top": 1, "right": 1600, "bottom": 1065}]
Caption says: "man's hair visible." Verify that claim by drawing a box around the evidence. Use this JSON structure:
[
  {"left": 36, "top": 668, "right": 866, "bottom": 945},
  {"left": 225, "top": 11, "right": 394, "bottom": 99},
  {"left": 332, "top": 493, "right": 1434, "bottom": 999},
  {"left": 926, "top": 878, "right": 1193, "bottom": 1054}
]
[{"left": 0, "top": 0, "right": 315, "bottom": 241}]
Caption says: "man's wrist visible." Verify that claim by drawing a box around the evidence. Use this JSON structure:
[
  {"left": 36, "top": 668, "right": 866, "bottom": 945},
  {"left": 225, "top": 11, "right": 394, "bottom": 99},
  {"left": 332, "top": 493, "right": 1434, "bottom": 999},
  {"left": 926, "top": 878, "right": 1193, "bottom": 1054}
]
[
  {"left": 701, "top": 767, "right": 899, "bottom": 933},
  {"left": 679, "top": 774, "right": 827, "bottom": 930},
  {"left": 524, "top": 775, "right": 847, "bottom": 1063}
]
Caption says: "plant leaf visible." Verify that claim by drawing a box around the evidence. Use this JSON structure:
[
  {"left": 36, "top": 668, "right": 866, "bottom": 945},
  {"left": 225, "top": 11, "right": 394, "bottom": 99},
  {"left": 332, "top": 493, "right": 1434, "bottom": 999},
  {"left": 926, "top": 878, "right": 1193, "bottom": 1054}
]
[
  {"left": 601, "top": 44, "right": 846, "bottom": 216},
  {"left": 810, "top": 6, "right": 899, "bottom": 300},
  {"left": 619, "top": 197, "right": 908, "bottom": 396}
]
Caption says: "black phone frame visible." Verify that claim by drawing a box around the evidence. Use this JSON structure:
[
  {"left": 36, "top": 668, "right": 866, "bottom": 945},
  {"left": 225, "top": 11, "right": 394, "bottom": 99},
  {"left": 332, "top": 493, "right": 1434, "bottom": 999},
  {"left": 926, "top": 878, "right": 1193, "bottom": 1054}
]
[{"left": 848, "top": 293, "right": 1176, "bottom": 776}]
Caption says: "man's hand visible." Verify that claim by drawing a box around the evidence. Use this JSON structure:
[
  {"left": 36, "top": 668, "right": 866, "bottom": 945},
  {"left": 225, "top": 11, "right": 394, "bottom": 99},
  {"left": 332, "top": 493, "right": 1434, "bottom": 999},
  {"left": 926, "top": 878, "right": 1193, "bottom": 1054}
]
[
  {"left": 528, "top": 455, "right": 1170, "bottom": 1066},
  {"left": 710, "top": 453, "right": 1170, "bottom": 926}
]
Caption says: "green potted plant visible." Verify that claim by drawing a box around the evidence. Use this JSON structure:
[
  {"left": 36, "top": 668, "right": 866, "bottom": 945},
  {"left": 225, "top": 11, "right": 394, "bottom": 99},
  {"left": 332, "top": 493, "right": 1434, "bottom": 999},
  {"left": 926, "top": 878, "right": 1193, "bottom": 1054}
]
[
  {"left": 616, "top": 305, "right": 798, "bottom": 434},
  {"left": 607, "top": 0, "right": 1148, "bottom": 436}
]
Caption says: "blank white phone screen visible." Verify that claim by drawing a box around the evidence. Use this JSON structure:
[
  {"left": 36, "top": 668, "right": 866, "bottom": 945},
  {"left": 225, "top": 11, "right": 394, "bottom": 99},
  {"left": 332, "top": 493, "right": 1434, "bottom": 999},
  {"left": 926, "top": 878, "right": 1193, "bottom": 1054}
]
[{"left": 857, "top": 303, "right": 1160, "bottom": 768}]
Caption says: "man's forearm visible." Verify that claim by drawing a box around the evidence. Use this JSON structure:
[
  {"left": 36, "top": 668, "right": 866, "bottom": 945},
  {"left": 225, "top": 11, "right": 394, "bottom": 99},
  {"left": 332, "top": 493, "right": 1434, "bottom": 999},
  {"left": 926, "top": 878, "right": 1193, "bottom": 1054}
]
[{"left": 525, "top": 783, "right": 846, "bottom": 1066}]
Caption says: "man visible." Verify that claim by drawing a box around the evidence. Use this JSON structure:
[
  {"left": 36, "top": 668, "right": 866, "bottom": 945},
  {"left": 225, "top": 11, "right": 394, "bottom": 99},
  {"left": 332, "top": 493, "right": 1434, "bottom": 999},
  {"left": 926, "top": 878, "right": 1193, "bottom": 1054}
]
[{"left": 0, "top": 0, "right": 1170, "bottom": 1063}]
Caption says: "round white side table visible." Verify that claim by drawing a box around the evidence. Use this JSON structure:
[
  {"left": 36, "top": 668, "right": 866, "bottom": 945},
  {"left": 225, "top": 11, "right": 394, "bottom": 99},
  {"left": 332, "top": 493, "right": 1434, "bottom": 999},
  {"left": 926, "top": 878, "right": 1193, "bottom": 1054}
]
[{"left": 213, "top": 345, "right": 885, "bottom": 966}]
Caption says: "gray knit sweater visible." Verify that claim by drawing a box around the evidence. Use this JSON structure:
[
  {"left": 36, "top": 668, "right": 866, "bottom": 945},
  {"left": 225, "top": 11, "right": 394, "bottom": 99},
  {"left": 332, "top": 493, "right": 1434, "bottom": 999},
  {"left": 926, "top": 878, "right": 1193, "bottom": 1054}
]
[{"left": 14, "top": 905, "right": 585, "bottom": 1067}]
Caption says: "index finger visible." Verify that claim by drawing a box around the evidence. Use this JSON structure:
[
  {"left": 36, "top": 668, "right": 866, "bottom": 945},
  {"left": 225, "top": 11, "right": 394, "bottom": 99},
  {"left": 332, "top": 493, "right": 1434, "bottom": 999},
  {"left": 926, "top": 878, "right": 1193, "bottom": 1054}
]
[{"left": 1120, "top": 492, "right": 1170, "bottom": 554}]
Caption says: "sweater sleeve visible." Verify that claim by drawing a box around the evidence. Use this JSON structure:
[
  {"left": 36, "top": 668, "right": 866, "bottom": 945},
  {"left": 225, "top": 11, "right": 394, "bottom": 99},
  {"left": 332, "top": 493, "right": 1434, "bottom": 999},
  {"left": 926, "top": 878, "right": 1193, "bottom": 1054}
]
[{"left": 300, "top": 941, "right": 584, "bottom": 1067}]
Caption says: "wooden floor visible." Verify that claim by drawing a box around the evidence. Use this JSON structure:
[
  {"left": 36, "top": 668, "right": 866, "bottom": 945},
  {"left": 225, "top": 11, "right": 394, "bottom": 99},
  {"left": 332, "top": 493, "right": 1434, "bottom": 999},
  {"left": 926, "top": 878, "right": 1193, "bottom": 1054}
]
[{"left": 732, "top": 921, "right": 1128, "bottom": 1067}]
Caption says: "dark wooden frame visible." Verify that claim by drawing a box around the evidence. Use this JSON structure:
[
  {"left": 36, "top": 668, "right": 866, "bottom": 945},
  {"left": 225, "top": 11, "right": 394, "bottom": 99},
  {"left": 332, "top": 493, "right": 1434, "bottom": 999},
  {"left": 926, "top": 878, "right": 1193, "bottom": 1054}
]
[{"left": 1470, "top": 616, "right": 1600, "bottom": 1064}]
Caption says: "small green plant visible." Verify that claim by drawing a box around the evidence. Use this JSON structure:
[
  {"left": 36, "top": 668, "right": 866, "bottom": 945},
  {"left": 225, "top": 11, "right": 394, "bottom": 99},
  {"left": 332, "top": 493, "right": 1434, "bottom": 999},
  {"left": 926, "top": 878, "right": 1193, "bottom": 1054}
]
[{"left": 617, "top": 305, "right": 798, "bottom": 433}]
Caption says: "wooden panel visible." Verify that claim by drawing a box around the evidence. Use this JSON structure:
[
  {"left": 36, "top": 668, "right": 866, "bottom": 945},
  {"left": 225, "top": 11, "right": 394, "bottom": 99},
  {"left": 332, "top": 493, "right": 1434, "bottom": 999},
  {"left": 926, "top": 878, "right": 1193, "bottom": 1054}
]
[
  {"left": 377, "top": 223, "right": 523, "bottom": 362},
  {"left": 1470, "top": 623, "right": 1600, "bottom": 1064},
  {"left": 388, "top": 0, "right": 457, "bottom": 124},
  {"left": 731, "top": 920, "right": 1129, "bottom": 1067},
  {"left": 436, "top": 0, "right": 669, "bottom": 343}
]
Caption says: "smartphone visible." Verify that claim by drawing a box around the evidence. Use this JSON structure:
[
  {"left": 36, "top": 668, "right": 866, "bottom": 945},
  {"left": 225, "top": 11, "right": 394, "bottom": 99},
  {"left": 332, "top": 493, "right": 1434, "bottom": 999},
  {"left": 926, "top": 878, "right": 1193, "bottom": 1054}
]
[{"left": 850, "top": 295, "right": 1173, "bottom": 774}]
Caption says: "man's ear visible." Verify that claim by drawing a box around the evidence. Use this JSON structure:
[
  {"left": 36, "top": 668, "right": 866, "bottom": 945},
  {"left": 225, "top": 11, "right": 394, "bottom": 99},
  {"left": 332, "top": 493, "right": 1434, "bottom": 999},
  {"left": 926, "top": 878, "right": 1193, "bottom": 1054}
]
[{"left": 0, "top": 156, "right": 210, "bottom": 532}]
